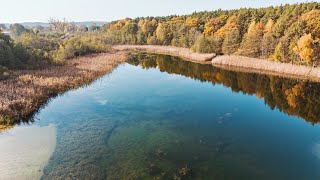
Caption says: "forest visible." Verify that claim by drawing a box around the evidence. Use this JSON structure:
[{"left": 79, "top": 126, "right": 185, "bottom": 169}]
[
  {"left": 0, "top": 2, "right": 320, "bottom": 70},
  {"left": 104, "top": 2, "right": 320, "bottom": 66}
]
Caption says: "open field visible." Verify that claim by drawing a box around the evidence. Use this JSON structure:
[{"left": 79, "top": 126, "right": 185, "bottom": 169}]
[{"left": 0, "top": 52, "right": 128, "bottom": 129}]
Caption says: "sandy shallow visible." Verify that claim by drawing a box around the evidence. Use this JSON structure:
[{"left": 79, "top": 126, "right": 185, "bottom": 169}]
[{"left": 0, "top": 124, "right": 56, "bottom": 180}]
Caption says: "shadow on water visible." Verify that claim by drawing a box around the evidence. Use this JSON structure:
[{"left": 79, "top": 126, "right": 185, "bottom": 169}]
[{"left": 127, "top": 53, "right": 320, "bottom": 125}]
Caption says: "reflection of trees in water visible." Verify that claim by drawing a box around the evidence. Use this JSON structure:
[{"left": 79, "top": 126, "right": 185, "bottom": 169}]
[{"left": 127, "top": 54, "right": 320, "bottom": 124}]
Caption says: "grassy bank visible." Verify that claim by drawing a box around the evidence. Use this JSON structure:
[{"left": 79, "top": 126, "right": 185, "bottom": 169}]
[
  {"left": 212, "top": 55, "right": 320, "bottom": 82},
  {"left": 113, "top": 45, "right": 215, "bottom": 63},
  {"left": 0, "top": 52, "right": 127, "bottom": 130},
  {"left": 114, "top": 45, "right": 320, "bottom": 81}
]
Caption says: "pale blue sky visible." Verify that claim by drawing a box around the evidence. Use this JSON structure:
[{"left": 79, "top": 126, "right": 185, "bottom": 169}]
[{"left": 1, "top": 0, "right": 317, "bottom": 23}]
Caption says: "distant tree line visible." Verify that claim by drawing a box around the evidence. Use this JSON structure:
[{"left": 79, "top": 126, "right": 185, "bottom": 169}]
[
  {"left": 103, "top": 2, "right": 320, "bottom": 66},
  {"left": 1, "top": 2, "right": 319, "bottom": 69},
  {"left": 0, "top": 19, "right": 109, "bottom": 69}
]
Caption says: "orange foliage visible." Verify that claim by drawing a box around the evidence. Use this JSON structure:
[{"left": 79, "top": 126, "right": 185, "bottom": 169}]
[
  {"left": 215, "top": 16, "right": 238, "bottom": 38},
  {"left": 301, "top": 10, "right": 320, "bottom": 37},
  {"left": 185, "top": 17, "right": 200, "bottom": 28},
  {"left": 204, "top": 15, "right": 228, "bottom": 36}
]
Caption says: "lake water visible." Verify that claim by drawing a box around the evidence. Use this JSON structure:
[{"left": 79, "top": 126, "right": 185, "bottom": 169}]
[{"left": 1, "top": 54, "right": 320, "bottom": 179}]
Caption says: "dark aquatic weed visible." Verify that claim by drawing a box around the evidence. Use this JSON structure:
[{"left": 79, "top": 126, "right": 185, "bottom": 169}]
[
  {"left": 173, "top": 165, "right": 192, "bottom": 180},
  {"left": 148, "top": 163, "right": 161, "bottom": 176},
  {"left": 156, "top": 149, "right": 167, "bottom": 159}
]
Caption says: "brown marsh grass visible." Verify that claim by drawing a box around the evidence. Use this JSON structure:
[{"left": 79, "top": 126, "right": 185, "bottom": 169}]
[
  {"left": 113, "top": 45, "right": 216, "bottom": 62},
  {"left": 0, "top": 52, "right": 127, "bottom": 129},
  {"left": 212, "top": 55, "right": 320, "bottom": 81}
]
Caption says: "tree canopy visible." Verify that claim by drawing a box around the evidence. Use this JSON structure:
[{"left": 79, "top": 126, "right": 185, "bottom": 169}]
[{"left": 103, "top": 2, "right": 320, "bottom": 66}]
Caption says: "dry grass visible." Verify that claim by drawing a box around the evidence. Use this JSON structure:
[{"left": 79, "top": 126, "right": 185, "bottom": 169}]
[
  {"left": 0, "top": 52, "right": 128, "bottom": 127},
  {"left": 212, "top": 55, "right": 320, "bottom": 81},
  {"left": 113, "top": 45, "right": 216, "bottom": 62}
]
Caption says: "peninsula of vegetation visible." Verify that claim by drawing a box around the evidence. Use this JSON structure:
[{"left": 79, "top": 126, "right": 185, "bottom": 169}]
[
  {"left": 0, "top": 52, "right": 127, "bottom": 129},
  {"left": 0, "top": 2, "right": 320, "bottom": 128}
]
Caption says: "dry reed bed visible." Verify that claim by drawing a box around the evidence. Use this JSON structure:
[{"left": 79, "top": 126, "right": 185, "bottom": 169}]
[
  {"left": 113, "top": 45, "right": 216, "bottom": 62},
  {"left": 212, "top": 55, "right": 320, "bottom": 81},
  {"left": 0, "top": 52, "right": 128, "bottom": 127}
]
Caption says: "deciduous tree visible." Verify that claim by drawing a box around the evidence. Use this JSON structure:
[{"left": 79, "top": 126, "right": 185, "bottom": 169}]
[{"left": 294, "top": 34, "right": 315, "bottom": 65}]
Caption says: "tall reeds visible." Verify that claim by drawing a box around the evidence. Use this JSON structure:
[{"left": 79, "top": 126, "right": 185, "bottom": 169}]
[
  {"left": 0, "top": 52, "right": 127, "bottom": 128},
  {"left": 113, "top": 45, "right": 216, "bottom": 62}
]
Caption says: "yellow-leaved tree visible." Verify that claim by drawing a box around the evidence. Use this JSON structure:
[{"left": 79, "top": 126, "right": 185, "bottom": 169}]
[
  {"left": 294, "top": 34, "right": 315, "bottom": 66},
  {"left": 185, "top": 17, "right": 200, "bottom": 29},
  {"left": 203, "top": 15, "right": 228, "bottom": 36}
]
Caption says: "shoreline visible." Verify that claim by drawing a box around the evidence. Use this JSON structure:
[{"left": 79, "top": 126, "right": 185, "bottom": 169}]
[
  {"left": 113, "top": 45, "right": 215, "bottom": 63},
  {"left": 114, "top": 45, "right": 320, "bottom": 82},
  {"left": 212, "top": 56, "right": 320, "bottom": 82},
  {"left": 1, "top": 45, "right": 320, "bottom": 129},
  {"left": 0, "top": 52, "right": 128, "bottom": 130},
  {"left": 212, "top": 64, "right": 320, "bottom": 83}
]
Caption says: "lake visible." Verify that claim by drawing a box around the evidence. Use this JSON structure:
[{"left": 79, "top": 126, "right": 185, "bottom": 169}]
[{"left": 0, "top": 53, "right": 320, "bottom": 179}]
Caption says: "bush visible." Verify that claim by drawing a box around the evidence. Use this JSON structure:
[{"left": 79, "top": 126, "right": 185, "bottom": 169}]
[
  {"left": 55, "top": 33, "right": 112, "bottom": 62},
  {"left": 15, "top": 32, "right": 60, "bottom": 67},
  {"left": 0, "top": 39, "right": 16, "bottom": 67},
  {"left": 0, "top": 33, "right": 23, "bottom": 68}
]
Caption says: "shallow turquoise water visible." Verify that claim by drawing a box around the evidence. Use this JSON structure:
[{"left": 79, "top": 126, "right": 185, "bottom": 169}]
[{"left": 3, "top": 54, "right": 320, "bottom": 179}]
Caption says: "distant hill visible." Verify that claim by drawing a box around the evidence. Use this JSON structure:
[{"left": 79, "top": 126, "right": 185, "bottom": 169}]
[
  {"left": 72, "top": 21, "right": 107, "bottom": 27},
  {"left": 1, "top": 21, "right": 107, "bottom": 28},
  {"left": 2, "top": 23, "right": 10, "bottom": 28}
]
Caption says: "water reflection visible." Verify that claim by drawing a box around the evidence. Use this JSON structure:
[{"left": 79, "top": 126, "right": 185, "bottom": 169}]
[
  {"left": 127, "top": 53, "right": 320, "bottom": 124},
  {"left": 1, "top": 53, "right": 320, "bottom": 180},
  {"left": 38, "top": 54, "right": 320, "bottom": 179}
]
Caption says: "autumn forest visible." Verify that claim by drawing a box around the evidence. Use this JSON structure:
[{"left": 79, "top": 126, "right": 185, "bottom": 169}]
[{"left": 0, "top": 2, "right": 320, "bottom": 70}]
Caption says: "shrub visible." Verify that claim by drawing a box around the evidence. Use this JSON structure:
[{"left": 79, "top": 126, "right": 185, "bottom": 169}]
[{"left": 55, "top": 33, "right": 112, "bottom": 61}]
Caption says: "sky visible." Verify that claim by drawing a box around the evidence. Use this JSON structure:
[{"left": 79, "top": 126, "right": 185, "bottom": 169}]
[{"left": 0, "top": 0, "right": 317, "bottom": 23}]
